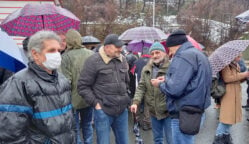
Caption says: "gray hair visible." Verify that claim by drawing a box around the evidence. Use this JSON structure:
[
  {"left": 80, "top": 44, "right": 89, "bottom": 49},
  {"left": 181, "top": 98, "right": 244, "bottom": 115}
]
[{"left": 28, "top": 30, "right": 61, "bottom": 60}]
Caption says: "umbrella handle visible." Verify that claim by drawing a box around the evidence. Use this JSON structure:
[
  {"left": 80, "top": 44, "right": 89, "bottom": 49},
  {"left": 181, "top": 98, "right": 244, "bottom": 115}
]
[{"left": 132, "top": 112, "right": 138, "bottom": 124}]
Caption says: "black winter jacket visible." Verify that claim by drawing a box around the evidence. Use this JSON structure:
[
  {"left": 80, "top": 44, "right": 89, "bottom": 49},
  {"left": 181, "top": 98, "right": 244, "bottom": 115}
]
[
  {"left": 77, "top": 48, "right": 130, "bottom": 116},
  {"left": 0, "top": 62, "right": 75, "bottom": 144}
]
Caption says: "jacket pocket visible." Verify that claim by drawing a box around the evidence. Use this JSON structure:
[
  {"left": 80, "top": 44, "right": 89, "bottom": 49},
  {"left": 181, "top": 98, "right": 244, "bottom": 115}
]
[
  {"left": 119, "top": 68, "right": 128, "bottom": 81},
  {"left": 99, "top": 69, "right": 113, "bottom": 82}
]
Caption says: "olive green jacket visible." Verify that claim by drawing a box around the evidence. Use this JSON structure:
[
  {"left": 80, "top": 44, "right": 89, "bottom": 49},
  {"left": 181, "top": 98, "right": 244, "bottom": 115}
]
[
  {"left": 133, "top": 59, "right": 170, "bottom": 120},
  {"left": 61, "top": 29, "right": 94, "bottom": 109}
]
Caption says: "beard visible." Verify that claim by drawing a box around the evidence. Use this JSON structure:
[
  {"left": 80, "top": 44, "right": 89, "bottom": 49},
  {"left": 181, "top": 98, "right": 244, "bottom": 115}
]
[{"left": 152, "top": 57, "right": 165, "bottom": 64}]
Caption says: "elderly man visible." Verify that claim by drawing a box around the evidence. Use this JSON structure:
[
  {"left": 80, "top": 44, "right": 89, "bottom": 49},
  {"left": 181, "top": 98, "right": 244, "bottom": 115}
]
[
  {"left": 0, "top": 30, "right": 75, "bottom": 144},
  {"left": 151, "top": 29, "right": 212, "bottom": 144},
  {"left": 77, "top": 34, "right": 130, "bottom": 144},
  {"left": 131, "top": 42, "right": 172, "bottom": 144}
]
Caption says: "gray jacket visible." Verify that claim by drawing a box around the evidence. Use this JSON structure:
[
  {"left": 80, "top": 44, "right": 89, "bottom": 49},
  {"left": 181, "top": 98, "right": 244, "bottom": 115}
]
[
  {"left": 77, "top": 46, "right": 130, "bottom": 116},
  {"left": 0, "top": 62, "right": 75, "bottom": 144}
]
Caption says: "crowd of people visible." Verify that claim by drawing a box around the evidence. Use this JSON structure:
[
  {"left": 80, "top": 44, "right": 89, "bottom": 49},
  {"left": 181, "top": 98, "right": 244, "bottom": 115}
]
[{"left": 1, "top": 28, "right": 249, "bottom": 144}]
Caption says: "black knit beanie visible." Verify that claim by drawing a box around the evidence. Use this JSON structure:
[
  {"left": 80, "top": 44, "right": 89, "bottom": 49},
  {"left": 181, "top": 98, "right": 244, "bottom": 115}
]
[{"left": 166, "top": 29, "right": 188, "bottom": 47}]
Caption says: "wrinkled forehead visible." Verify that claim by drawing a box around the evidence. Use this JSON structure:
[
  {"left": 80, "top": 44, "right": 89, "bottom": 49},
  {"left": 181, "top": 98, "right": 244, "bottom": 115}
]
[{"left": 41, "top": 39, "right": 61, "bottom": 52}]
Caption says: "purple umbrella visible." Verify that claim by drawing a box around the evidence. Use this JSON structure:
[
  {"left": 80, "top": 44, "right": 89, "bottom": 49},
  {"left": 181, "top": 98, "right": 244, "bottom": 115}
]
[
  {"left": 209, "top": 40, "right": 249, "bottom": 77},
  {"left": 0, "top": 3, "right": 80, "bottom": 37},
  {"left": 119, "top": 26, "right": 167, "bottom": 41},
  {"left": 126, "top": 40, "right": 153, "bottom": 52}
]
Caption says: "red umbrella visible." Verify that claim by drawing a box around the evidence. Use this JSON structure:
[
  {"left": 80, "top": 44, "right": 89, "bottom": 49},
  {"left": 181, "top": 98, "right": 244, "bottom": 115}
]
[
  {"left": 187, "top": 36, "right": 202, "bottom": 51},
  {"left": 0, "top": 3, "right": 80, "bottom": 37},
  {"left": 161, "top": 35, "right": 202, "bottom": 54}
]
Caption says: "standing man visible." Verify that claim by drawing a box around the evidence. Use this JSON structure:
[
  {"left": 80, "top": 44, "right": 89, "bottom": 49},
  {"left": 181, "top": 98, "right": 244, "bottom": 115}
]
[
  {"left": 130, "top": 42, "right": 172, "bottom": 144},
  {"left": 132, "top": 47, "right": 152, "bottom": 130},
  {"left": 151, "top": 30, "right": 212, "bottom": 144},
  {"left": 61, "top": 29, "right": 94, "bottom": 144},
  {"left": 77, "top": 34, "right": 130, "bottom": 144},
  {"left": 0, "top": 31, "right": 75, "bottom": 144}
]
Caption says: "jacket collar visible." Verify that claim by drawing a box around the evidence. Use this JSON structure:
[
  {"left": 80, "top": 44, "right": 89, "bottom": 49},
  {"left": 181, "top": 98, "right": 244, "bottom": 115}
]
[
  {"left": 99, "top": 46, "right": 123, "bottom": 64},
  {"left": 143, "top": 58, "right": 169, "bottom": 73},
  {"left": 175, "top": 41, "right": 194, "bottom": 56},
  {"left": 28, "top": 61, "right": 58, "bottom": 83}
]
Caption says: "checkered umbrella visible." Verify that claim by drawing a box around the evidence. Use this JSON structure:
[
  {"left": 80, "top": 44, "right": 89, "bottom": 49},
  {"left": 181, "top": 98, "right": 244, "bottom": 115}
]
[
  {"left": 208, "top": 40, "right": 249, "bottom": 77},
  {"left": 119, "top": 26, "right": 167, "bottom": 41},
  {"left": 0, "top": 3, "right": 80, "bottom": 37}
]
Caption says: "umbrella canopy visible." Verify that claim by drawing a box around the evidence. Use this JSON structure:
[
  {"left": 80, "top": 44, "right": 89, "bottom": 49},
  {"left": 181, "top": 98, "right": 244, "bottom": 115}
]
[
  {"left": 235, "top": 10, "right": 249, "bottom": 23},
  {"left": 0, "top": 3, "right": 80, "bottom": 37},
  {"left": 187, "top": 35, "right": 202, "bottom": 51},
  {"left": 126, "top": 40, "right": 153, "bottom": 53},
  {"left": 161, "top": 35, "right": 202, "bottom": 55},
  {"left": 209, "top": 40, "right": 249, "bottom": 77},
  {"left": 0, "top": 30, "right": 27, "bottom": 72},
  {"left": 119, "top": 26, "right": 168, "bottom": 41},
  {"left": 82, "top": 36, "right": 101, "bottom": 45}
]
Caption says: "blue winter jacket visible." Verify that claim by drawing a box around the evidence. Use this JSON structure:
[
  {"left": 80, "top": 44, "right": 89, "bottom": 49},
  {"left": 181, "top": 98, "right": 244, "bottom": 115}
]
[{"left": 159, "top": 42, "right": 212, "bottom": 114}]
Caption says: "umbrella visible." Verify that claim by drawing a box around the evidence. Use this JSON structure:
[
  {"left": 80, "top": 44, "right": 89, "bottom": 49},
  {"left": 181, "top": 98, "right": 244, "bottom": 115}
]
[
  {"left": 0, "top": 30, "right": 27, "bottom": 72},
  {"left": 119, "top": 26, "right": 168, "bottom": 41},
  {"left": 235, "top": 10, "right": 249, "bottom": 23},
  {"left": 161, "top": 35, "right": 202, "bottom": 55},
  {"left": 126, "top": 40, "right": 153, "bottom": 53},
  {"left": 132, "top": 113, "right": 144, "bottom": 144},
  {"left": 0, "top": 3, "right": 80, "bottom": 37},
  {"left": 82, "top": 36, "right": 101, "bottom": 45},
  {"left": 187, "top": 36, "right": 202, "bottom": 51},
  {"left": 208, "top": 40, "right": 249, "bottom": 77}
]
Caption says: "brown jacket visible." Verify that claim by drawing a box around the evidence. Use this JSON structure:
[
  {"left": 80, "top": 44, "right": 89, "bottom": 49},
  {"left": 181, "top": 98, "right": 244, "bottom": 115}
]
[{"left": 219, "top": 63, "right": 246, "bottom": 124}]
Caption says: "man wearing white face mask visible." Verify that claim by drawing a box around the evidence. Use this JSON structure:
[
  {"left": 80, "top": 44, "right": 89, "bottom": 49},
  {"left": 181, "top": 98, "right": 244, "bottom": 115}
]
[{"left": 0, "top": 30, "right": 76, "bottom": 144}]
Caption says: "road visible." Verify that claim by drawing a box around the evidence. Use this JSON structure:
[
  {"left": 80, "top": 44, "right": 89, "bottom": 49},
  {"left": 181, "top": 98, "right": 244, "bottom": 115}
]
[{"left": 92, "top": 82, "right": 249, "bottom": 144}]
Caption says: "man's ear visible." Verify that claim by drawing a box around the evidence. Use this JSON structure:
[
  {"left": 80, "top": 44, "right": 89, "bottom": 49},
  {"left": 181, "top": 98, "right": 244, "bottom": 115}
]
[{"left": 31, "top": 49, "right": 38, "bottom": 60}]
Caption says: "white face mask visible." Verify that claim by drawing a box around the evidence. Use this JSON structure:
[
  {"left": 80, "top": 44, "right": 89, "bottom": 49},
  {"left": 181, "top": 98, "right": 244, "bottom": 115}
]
[{"left": 42, "top": 52, "right": 61, "bottom": 70}]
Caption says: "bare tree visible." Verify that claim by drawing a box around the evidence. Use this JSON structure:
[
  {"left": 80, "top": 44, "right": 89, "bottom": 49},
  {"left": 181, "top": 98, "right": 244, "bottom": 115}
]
[{"left": 178, "top": 0, "right": 249, "bottom": 50}]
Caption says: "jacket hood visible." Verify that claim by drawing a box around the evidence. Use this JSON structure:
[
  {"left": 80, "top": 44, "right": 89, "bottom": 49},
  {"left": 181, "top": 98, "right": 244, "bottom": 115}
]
[{"left": 66, "top": 29, "right": 82, "bottom": 50}]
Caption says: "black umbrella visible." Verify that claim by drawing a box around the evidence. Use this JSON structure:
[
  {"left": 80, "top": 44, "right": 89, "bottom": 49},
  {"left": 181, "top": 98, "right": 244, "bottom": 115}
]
[
  {"left": 82, "top": 36, "right": 101, "bottom": 45},
  {"left": 132, "top": 113, "right": 144, "bottom": 144}
]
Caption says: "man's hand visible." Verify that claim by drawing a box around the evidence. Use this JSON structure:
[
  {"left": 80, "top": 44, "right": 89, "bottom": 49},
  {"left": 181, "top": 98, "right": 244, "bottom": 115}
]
[
  {"left": 95, "top": 103, "right": 102, "bottom": 110},
  {"left": 130, "top": 104, "right": 138, "bottom": 113},
  {"left": 157, "top": 76, "right": 165, "bottom": 81},
  {"left": 151, "top": 77, "right": 165, "bottom": 87}
]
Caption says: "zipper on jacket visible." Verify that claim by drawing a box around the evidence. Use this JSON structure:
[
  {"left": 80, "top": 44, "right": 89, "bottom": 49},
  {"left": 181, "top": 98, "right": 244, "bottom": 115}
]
[
  {"left": 54, "top": 80, "right": 62, "bottom": 107},
  {"left": 114, "top": 61, "right": 121, "bottom": 113}
]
